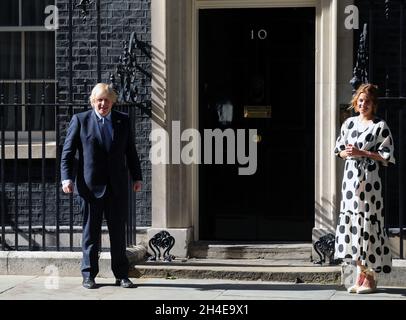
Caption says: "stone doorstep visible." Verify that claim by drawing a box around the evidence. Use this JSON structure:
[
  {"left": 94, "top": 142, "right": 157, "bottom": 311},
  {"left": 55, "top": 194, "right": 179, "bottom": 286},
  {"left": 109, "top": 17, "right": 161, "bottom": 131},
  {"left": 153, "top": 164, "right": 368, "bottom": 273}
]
[
  {"left": 131, "top": 264, "right": 342, "bottom": 285},
  {"left": 1, "top": 246, "right": 406, "bottom": 286},
  {"left": 130, "top": 259, "right": 406, "bottom": 287},
  {"left": 189, "top": 244, "right": 313, "bottom": 260}
]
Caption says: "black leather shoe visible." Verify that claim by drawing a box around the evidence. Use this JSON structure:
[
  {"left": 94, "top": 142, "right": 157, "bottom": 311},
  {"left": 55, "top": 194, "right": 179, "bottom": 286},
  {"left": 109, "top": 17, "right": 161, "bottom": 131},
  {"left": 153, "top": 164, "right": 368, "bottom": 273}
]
[
  {"left": 115, "top": 278, "right": 135, "bottom": 288},
  {"left": 82, "top": 277, "right": 96, "bottom": 289}
]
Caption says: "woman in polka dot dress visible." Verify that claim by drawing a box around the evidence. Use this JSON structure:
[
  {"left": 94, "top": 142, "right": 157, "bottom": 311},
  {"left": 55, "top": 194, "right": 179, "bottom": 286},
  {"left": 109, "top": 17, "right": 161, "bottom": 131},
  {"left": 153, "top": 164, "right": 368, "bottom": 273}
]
[{"left": 334, "top": 84, "right": 395, "bottom": 294}]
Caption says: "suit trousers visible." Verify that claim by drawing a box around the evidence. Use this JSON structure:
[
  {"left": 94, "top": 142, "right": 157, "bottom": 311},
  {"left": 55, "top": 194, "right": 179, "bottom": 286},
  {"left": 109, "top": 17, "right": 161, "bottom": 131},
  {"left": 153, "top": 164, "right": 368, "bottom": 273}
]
[{"left": 79, "top": 188, "right": 129, "bottom": 279}]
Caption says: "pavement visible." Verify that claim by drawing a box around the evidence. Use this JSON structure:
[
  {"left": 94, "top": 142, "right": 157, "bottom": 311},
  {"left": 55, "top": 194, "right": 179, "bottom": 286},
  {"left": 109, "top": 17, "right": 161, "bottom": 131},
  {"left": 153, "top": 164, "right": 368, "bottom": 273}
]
[
  {"left": 0, "top": 276, "right": 402, "bottom": 320},
  {"left": 0, "top": 275, "right": 405, "bottom": 301},
  {"left": 1, "top": 244, "right": 406, "bottom": 315},
  {"left": 1, "top": 275, "right": 405, "bottom": 319}
]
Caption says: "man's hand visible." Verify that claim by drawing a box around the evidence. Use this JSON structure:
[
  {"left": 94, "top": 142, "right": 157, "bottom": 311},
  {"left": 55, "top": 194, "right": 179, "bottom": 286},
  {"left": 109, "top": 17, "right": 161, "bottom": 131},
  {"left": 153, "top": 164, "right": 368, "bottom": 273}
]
[
  {"left": 62, "top": 181, "right": 74, "bottom": 194},
  {"left": 133, "top": 181, "right": 142, "bottom": 192}
]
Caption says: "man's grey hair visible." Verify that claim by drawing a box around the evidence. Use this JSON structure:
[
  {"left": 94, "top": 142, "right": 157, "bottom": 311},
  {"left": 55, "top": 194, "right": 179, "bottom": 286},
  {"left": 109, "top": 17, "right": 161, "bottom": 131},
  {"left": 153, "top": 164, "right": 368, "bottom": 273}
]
[{"left": 90, "top": 83, "right": 118, "bottom": 104}]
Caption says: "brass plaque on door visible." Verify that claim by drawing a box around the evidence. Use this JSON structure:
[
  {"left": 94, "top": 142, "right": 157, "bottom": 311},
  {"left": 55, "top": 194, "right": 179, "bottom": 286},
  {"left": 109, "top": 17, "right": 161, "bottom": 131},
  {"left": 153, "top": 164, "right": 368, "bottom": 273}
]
[{"left": 244, "top": 105, "right": 272, "bottom": 118}]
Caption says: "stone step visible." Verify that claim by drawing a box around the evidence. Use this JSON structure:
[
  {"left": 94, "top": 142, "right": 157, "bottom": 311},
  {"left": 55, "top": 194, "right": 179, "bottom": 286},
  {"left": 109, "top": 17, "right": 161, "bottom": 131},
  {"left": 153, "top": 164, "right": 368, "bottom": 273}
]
[
  {"left": 131, "top": 258, "right": 342, "bottom": 284},
  {"left": 130, "top": 258, "right": 406, "bottom": 287},
  {"left": 188, "top": 242, "right": 313, "bottom": 260}
]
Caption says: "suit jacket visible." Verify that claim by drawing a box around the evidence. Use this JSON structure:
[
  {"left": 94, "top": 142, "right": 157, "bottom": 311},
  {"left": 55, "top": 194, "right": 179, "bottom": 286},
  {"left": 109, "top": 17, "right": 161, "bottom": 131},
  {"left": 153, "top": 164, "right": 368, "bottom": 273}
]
[{"left": 61, "top": 109, "right": 142, "bottom": 200}]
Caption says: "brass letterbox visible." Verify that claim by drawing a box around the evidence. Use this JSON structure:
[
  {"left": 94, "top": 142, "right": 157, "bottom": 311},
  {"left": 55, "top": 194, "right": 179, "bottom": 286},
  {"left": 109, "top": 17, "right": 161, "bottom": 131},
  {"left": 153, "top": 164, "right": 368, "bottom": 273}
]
[{"left": 244, "top": 105, "right": 272, "bottom": 118}]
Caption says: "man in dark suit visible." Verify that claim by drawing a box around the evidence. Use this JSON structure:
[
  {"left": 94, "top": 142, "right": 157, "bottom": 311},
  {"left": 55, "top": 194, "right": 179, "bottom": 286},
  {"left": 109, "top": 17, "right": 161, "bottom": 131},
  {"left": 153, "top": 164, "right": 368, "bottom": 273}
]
[{"left": 61, "top": 83, "right": 142, "bottom": 289}]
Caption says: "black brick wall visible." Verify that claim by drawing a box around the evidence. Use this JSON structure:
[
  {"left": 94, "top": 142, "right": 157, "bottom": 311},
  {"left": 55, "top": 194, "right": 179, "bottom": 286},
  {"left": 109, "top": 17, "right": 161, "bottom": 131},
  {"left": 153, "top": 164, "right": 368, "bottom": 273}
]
[{"left": 355, "top": 0, "right": 406, "bottom": 97}]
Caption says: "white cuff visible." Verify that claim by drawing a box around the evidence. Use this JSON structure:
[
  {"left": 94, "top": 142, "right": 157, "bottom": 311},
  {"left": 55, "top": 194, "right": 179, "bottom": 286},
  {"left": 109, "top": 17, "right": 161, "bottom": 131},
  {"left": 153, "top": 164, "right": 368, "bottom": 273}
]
[{"left": 62, "top": 179, "right": 73, "bottom": 187}]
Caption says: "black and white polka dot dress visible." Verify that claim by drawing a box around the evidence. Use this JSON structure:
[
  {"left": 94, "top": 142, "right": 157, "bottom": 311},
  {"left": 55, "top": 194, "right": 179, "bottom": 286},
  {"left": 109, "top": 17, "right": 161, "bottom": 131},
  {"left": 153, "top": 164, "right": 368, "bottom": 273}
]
[{"left": 333, "top": 116, "right": 395, "bottom": 273}]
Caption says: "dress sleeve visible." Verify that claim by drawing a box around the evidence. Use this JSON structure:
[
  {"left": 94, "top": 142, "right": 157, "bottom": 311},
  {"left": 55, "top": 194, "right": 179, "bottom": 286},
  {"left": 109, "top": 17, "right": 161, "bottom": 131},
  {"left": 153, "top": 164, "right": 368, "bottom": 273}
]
[
  {"left": 376, "top": 120, "right": 396, "bottom": 166},
  {"left": 334, "top": 119, "right": 349, "bottom": 158}
]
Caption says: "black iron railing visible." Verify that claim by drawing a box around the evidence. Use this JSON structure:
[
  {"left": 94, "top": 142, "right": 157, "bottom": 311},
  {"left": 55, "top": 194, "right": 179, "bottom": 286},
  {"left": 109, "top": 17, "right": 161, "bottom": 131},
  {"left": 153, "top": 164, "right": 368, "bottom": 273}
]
[
  {"left": 378, "top": 98, "right": 405, "bottom": 259},
  {"left": 0, "top": 81, "right": 138, "bottom": 251},
  {"left": 352, "top": 0, "right": 406, "bottom": 258},
  {"left": 1, "top": 0, "right": 150, "bottom": 252}
]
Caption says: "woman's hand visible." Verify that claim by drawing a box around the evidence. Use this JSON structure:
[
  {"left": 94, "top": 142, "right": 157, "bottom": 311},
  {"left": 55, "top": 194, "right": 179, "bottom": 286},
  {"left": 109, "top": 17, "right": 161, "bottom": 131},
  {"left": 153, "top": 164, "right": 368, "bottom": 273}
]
[
  {"left": 345, "top": 144, "right": 384, "bottom": 161},
  {"left": 339, "top": 150, "right": 349, "bottom": 159},
  {"left": 345, "top": 144, "right": 362, "bottom": 157}
]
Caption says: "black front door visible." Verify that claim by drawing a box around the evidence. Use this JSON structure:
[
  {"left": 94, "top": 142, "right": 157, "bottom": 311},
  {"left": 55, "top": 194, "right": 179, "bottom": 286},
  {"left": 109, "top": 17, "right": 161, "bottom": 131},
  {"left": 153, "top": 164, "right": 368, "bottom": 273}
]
[{"left": 199, "top": 8, "right": 315, "bottom": 241}]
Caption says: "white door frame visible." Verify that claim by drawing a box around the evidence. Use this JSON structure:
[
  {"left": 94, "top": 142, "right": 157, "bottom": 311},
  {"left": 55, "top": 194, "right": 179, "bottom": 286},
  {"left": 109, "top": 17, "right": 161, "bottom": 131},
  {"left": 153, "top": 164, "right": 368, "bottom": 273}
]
[{"left": 190, "top": 0, "right": 338, "bottom": 240}]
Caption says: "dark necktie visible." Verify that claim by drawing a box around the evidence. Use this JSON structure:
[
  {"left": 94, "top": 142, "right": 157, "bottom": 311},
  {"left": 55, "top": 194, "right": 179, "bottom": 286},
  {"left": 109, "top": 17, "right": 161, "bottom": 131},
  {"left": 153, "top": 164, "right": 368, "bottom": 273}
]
[{"left": 100, "top": 117, "right": 112, "bottom": 151}]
